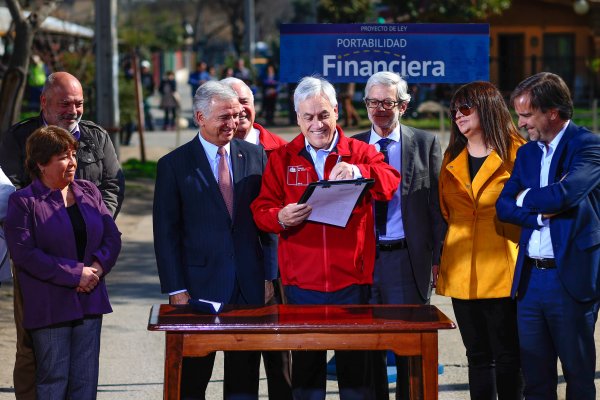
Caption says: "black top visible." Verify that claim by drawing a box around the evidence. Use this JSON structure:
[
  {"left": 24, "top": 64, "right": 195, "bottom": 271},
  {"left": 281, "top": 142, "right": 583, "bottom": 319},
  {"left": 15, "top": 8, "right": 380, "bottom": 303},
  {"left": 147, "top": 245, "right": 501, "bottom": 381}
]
[
  {"left": 66, "top": 203, "right": 87, "bottom": 262},
  {"left": 468, "top": 154, "right": 488, "bottom": 181}
]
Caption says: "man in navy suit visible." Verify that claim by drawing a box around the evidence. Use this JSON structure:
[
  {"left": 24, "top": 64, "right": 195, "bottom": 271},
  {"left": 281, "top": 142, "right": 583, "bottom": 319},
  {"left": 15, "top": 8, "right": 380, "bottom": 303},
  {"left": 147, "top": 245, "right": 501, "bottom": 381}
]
[
  {"left": 496, "top": 72, "right": 600, "bottom": 399},
  {"left": 153, "top": 81, "right": 268, "bottom": 399},
  {"left": 222, "top": 77, "right": 293, "bottom": 399}
]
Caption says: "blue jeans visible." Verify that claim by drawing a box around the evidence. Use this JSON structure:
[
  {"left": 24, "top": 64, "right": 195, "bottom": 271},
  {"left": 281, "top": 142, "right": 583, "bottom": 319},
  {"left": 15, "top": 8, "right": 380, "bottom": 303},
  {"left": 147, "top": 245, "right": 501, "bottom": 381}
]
[{"left": 29, "top": 316, "right": 103, "bottom": 400}]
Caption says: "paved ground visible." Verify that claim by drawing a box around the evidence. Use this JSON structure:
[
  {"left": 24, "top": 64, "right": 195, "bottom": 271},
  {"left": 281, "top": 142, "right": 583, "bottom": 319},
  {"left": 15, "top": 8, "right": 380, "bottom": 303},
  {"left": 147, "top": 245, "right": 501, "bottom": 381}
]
[{"left": 0, "top": 81, "right": 597, "bottom": 399}]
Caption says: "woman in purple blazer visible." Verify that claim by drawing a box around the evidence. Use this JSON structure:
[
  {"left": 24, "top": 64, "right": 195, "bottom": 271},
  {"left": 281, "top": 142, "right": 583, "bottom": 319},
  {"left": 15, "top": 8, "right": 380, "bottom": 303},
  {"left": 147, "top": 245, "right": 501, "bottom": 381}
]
[{"left": 4, "top": 125, "right": 121, "bottom": 399}]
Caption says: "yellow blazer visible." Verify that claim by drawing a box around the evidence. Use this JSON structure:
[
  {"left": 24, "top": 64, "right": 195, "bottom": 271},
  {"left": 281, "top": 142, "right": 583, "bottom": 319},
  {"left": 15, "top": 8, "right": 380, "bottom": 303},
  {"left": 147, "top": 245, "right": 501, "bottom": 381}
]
[{"left": 436, "top": 140, "right": 523, "bottom": 299}]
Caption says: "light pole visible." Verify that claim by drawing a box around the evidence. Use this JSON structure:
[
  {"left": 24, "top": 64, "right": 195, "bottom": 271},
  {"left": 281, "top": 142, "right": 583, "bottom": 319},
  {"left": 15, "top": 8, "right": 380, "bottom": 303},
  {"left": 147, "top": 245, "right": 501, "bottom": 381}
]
[{"left": 95, "top": 0, "right": 120, "bottom": 157}]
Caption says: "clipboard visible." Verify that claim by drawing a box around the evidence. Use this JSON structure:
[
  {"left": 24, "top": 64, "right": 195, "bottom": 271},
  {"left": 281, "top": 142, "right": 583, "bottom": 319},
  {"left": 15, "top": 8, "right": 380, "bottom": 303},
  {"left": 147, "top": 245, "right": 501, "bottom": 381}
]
[{"left": 297, "top": 178, "right": 375, "bottom": 227}]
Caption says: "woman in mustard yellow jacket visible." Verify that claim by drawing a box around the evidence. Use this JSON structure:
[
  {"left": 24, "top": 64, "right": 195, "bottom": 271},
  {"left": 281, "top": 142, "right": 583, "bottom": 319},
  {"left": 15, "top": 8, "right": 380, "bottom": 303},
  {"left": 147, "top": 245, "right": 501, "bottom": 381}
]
[{"left": 436, "top": 82, "right": 526, "bottom": 400}]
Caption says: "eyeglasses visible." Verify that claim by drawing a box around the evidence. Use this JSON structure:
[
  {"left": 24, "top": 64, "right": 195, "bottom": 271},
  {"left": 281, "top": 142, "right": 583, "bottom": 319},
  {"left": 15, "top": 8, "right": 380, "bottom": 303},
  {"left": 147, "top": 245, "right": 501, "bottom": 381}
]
[
  {"left": 450, "top": 103, "right": 475, "bottom": 120},
  {"left": 364, "top": 98, "right": 399, "bottom": 110}
]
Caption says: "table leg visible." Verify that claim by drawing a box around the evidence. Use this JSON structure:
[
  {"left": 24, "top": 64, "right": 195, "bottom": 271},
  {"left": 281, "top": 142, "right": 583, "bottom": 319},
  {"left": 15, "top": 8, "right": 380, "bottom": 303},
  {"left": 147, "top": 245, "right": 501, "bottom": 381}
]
[
  {"left": 409, "top": 355, "right": 423, "bottom": 400},
  {"left": 420, "top": 332, "right": 438, "bottom": 400},
  {"left": 164, "top": 333, "right": 183, "bottom": 400}
]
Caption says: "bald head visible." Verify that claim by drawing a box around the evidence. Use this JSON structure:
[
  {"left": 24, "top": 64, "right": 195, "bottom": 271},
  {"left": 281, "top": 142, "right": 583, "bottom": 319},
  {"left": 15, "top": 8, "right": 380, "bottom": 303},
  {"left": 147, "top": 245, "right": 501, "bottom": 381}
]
[
  {"left": 41, "top": 72, "right": 84, "bottom": 132},
  {"left": 221, "top": 77, "right": 255, "bottom": 138}
]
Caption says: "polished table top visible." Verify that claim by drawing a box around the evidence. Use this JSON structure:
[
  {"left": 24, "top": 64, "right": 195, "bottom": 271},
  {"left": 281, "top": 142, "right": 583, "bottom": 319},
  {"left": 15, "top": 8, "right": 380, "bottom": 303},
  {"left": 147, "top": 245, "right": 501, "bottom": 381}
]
[{"left": 148, "top": 304, "right": 456, "bottom": 333}]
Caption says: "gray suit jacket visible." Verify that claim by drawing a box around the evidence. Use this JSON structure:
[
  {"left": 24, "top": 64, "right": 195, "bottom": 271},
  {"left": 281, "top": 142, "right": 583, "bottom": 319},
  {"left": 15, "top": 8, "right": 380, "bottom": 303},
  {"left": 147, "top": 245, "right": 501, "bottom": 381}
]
[{"left": 353, "top": 124, "right": 446, "bottom": 300}]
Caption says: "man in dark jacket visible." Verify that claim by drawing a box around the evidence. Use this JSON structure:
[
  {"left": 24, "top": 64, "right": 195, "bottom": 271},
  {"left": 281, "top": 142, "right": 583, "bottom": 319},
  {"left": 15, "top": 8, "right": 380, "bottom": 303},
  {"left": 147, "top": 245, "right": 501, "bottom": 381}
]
[{"left": 0, "top": 71, "right": 124, "bottom": 400}]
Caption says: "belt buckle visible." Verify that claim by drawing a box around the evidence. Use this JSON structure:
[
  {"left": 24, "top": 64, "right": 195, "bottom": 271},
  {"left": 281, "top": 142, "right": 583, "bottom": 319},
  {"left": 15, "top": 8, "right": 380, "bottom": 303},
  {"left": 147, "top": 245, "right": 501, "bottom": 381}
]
[{"left": 532, "top": 258, "right": 551, "bottom": 269}]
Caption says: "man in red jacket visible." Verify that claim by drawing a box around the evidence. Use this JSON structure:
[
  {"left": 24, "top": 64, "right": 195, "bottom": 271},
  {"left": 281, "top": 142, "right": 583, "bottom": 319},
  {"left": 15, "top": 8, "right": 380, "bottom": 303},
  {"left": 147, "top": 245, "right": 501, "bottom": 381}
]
[
  {"left": 251, "top": 76, "right": 400, "bottom": 400},
  {"left": 221, "top": 76, "right": 292, "bottom": 400},
  {"left": 221, "top": 77, "right": 287, "bottom": 156}
]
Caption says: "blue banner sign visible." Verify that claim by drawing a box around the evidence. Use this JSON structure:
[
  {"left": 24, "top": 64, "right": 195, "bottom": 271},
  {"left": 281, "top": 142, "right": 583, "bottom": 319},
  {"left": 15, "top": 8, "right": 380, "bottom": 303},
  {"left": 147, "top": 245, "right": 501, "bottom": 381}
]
[{"left": 280, "top": 23, "right": 489, "bottom": 84}]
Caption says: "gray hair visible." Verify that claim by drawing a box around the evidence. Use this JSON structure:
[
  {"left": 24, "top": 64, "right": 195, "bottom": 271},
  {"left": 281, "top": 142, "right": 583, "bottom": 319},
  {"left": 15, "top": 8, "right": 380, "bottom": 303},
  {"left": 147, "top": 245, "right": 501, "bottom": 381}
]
[
  {"left": 293, "top": 76, "right": 337, "bottom": 113},
  {"left": 220, "top": 77, "right": 254, "bottom": 102},
  {"left": 41, "top": 73, "right": 59, "bottom": 96},
  {"left": 193, "top": 81, "right": 239, "bottom": 120},
  {"left": 365, "top": 71, "right": 411, "bottom": 103}
]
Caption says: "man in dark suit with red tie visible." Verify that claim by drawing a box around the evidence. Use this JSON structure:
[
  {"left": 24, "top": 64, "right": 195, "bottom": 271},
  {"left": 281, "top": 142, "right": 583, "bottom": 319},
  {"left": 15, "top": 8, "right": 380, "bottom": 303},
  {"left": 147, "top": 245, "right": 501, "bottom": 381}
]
[
  {"left": 353, "top": 71, "right": 446, "bottom": 399},
  {"left": 221, "top": 77, "right": 292, "bottom": 399},
  {"left": 153, "top": 81, "right": 268, "bottom": 399}
]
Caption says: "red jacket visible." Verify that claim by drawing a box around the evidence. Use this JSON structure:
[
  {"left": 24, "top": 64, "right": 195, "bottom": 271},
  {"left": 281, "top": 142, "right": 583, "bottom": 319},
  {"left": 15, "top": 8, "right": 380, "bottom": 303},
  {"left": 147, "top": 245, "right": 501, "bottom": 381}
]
[
  {"left": 255, "top": 123, "right": 287, "bottom": 157},
  {"left": 251, "top": 126, "right": 400, "bottom": 292}
]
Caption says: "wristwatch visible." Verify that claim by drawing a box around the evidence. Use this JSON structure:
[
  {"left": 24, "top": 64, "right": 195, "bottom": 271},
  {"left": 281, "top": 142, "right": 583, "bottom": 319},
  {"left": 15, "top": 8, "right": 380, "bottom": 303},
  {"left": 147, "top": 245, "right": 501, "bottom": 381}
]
[{"left": 277, "top": 219, "right": 287, "bottom": 230}]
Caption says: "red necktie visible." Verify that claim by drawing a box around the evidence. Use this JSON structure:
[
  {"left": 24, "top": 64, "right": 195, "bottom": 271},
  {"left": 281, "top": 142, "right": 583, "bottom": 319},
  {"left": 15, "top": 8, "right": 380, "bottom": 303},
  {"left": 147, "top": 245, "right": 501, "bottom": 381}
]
[{"left": 217, "top": 146, "right": 233, "bottom": 217}]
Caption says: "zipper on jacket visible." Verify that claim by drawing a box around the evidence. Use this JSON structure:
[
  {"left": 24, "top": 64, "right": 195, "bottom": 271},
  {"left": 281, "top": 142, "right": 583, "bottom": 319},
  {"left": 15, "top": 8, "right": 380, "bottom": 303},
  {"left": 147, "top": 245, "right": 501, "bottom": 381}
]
[{"left": 323, "top": 225, "right": 329, "bottom": 292}]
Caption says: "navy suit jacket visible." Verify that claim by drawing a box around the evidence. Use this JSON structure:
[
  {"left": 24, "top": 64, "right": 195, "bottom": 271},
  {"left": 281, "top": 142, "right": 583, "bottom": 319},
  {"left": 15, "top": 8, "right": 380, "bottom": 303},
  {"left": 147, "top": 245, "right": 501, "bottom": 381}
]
[
  {"left": 153, "top": 136, "right": 268, "bottom": 304},
  {"left": 353, "top": 125, "right": 446, "bottom": 300},
  {"left": 496, "top": 122, "right": 600, "bottom": 302}
]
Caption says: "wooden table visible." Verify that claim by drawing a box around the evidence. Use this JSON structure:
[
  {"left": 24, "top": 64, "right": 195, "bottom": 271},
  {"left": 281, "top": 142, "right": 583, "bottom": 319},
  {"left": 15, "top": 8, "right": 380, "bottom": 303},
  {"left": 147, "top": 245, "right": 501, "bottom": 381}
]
[{"left": 148, "top": 304, "right": 455, "bottom": 400}]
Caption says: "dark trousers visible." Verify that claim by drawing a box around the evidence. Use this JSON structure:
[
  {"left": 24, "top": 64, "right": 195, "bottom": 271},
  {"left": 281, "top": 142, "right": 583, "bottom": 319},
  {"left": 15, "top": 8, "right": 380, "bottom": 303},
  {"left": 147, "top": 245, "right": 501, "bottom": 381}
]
[
  {"left": 181, "top": 284, "right": 262, "bottom": 400},
  {"left": 262, "top": 279, "right": 292, "bottom": 399},
  {"left": 163, "top": 107, "right": 176, "bottom": 128},
  {"left": 143, "top": 98, "right": 154, "bottom": 131},
  {"left": 369, "top": 247, "right": 424, "bottom": 400},
  {"left": 517, "top": 267, "right": 599, "bottom": 400},
  {"left": 284, "top": 284, "right": 376, "bottom": 400},
  {"left": 12, "top": 265, "right": 36, "bottom": 400},
  {"left": 29, "top": 316, "right": 103, "bottom": 400},
  {"left": 452, "top": 297, "right": 523, "bottom": 400}
]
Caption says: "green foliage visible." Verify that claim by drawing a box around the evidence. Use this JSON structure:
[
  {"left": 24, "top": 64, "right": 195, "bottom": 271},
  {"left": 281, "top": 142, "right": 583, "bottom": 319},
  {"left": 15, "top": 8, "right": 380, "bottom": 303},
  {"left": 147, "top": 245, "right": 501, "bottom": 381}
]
[
  {"left": 379, "top": 0, "right": 511, "bottom": 22},
  {"left": 60, "top": 52, "right": 137, "bottom": 128},
  {"left": 119, "top": 8, "right": 185, "bottom": 51},
  {"left": 291, "top": 0, "right": 316, "bottom": 23},
  {"left": 119, "top": 75, "right": 137, "bottom": 125},
  {"left": 122, "top": 158, "right": 157, "bottom": 180},
  {"left": 572, "top": 107, "right": 600, "bottom": 131},
  {"left": 19, "top": 110, "right": 39, "bottom": 121},
  {"left": 61, "top": 52, "right": 97, "bottom": 120},
  {"left": 318, "top": 0, "right": 373, "bottom": 23}
]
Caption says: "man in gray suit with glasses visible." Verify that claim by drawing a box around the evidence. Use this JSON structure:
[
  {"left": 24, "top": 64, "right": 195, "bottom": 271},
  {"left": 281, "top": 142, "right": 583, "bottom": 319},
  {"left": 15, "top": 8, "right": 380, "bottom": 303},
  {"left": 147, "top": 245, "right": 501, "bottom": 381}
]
[{"left": 353, "top": 71, "right": 446, "bottom": 399}]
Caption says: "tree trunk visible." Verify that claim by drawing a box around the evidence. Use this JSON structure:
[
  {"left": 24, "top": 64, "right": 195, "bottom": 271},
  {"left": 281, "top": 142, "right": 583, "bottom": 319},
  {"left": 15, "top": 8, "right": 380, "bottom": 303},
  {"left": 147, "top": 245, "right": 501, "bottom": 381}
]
[{"left": 0, "top": 0, "right": 56, "bottom": 138}]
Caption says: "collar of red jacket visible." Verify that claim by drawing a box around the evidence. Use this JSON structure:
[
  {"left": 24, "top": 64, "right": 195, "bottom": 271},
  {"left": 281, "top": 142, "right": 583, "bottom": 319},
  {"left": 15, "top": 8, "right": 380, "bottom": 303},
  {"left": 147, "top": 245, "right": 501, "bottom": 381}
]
[{"left": 285, "top": 125, "right": 352, "bottom": 157}]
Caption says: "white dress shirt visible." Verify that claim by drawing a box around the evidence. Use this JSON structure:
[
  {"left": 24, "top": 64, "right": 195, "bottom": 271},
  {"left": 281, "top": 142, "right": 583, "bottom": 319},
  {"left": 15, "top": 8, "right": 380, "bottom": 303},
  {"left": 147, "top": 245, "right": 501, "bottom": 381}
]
[
  {"left": 516, "top": 121, "right": 569, "bottom": 259},
  {"left": 304, "top": 131, "right": 361, "bottom": 180}
]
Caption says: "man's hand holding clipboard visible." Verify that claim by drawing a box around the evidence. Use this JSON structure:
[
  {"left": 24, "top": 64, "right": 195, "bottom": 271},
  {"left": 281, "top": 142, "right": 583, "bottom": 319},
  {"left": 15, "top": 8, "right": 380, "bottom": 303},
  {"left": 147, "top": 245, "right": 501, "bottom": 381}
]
[
  {"left": 279, "top": 161, "right": 375, "bottom": 229},
  {"left": 277, "top": 156, "right": 354, "bottom": 229}
]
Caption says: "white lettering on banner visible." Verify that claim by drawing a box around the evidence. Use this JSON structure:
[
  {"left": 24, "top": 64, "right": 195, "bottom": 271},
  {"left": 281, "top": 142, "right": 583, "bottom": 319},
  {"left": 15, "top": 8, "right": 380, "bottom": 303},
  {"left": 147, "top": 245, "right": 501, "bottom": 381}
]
[
  {"left": 336, "top": 38, "right": 407, "bottom": 48},
  {"left": 322, "top": 55, "right": 445, "bottom": 78},
  {"left": 360, "top": 26, "right": 389, "bottom": 32},
  {"left": 358, "top": 25, "right": 408, "bottom": 32}
]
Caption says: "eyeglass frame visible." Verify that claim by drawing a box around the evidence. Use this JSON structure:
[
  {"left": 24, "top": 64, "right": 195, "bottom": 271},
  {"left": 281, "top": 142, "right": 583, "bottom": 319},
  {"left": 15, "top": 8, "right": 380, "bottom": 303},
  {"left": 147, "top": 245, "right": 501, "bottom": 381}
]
[
  {"left": 449, "top": 103, "right": 475, "bottom": 120},
  {"left": 364, "top": 98, "right": 400, "bottom": 110}
]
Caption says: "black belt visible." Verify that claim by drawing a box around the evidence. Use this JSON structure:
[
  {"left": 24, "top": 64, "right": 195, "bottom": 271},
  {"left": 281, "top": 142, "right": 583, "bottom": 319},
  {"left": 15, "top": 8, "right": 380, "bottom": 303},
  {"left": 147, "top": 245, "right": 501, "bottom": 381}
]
[
  {"left": 525, "top": 257, "right": 557, "bottom": 269},
  {"left": 378, "top": 239, "right": 407, "bottom": 251}
]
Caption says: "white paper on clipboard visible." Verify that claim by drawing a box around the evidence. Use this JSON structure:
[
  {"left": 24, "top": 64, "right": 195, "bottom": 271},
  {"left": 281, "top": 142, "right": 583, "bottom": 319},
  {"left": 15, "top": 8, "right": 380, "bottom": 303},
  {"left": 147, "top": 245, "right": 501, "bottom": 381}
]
[{"left": 298, "top": 179, "right": 374, "bottom": 227}]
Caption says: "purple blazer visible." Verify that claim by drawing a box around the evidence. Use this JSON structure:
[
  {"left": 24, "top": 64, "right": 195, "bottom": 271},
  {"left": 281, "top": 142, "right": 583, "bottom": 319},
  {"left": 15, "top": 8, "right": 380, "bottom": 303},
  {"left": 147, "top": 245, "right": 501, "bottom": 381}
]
[{"left": 5, "top": 179, "right": 121, "bottom": 329}]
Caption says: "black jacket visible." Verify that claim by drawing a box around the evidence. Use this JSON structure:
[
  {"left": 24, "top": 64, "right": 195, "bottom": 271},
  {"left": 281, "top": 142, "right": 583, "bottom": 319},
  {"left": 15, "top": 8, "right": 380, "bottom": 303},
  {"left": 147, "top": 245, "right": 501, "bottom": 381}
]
[{"left": 0, "top": 115, "right": 125, "bottom": 218}]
